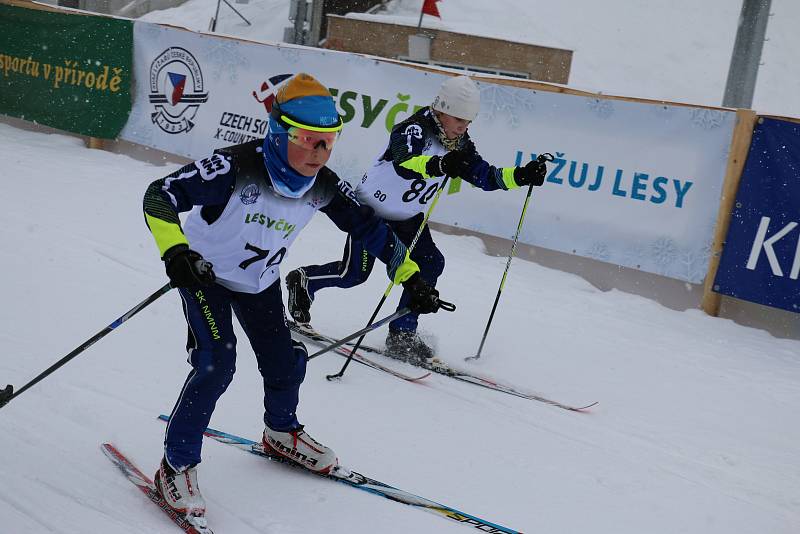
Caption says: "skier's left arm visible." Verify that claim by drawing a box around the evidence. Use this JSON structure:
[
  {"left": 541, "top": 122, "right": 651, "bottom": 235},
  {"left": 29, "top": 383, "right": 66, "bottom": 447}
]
[
  {"left": 318, "top": 168, "right": 418, "bottom": 285},
  {"left": 447, "top": 137, "right": 548, "bottom": 191}
]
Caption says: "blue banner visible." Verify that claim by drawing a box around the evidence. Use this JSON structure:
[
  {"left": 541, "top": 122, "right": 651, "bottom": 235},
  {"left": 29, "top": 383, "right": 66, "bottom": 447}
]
[{"left": 714, "top": 117, "right": 800, "bottom": 312}]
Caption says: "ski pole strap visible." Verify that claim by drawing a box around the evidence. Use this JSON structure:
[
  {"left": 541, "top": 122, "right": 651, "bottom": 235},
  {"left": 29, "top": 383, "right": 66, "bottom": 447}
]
[{"left": 436, "top": 299, "right": 456, "bottom": 312}]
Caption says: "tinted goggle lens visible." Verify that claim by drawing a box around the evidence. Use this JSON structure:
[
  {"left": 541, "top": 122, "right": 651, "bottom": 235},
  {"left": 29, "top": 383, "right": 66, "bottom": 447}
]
[{"left": 287, "top": 127, "right": 340, "bottom": 151}]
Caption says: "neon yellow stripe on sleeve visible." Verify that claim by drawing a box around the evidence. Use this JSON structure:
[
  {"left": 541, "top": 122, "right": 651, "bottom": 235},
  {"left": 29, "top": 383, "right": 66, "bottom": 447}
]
[
  {"left": 399, "top": 155, "right": 437, "bottom": 179},
  {"left": 501, "top": 167, "right": 519, "bottom": 190},
  {"left": 145, "top": 213, "right": 189, "bottom": 257}
]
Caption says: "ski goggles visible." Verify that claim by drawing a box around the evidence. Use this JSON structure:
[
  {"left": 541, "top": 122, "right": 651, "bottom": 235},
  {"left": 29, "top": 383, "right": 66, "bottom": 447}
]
[
  {"left": 286, "top": 125, "right": 341, "bottom": 151},
  {"left": 274, "top": 110, "right": 343, "bottom": 152}
]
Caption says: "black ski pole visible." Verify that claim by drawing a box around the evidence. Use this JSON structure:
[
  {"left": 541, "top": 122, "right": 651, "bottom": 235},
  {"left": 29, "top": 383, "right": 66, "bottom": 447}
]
[
  {"left": 312, "top": 299, "right": 456, "bottom": 363},
  {"left": 0, "top": 283, "right": 173, "bottom": 410},
  {"left": 466, "top": 153, "right": 554, "bottom": 362},
  {"left": 308, "top": 308, "right": 411, "bottom": 361},
  {"left": 326, "top": 177, "right": 451, "bottom": 381}
]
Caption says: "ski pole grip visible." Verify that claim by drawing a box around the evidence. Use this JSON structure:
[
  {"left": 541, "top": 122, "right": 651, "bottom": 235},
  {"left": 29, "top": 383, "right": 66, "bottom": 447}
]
[
  {"left": 0, "top": 384, "right": 14, "bottom": 409},
  {"left": 437, "top": 299, "right": 456, "bottom": 312},
  {"left": 538, "top": 152, "right": 555, "bottom": 163}
]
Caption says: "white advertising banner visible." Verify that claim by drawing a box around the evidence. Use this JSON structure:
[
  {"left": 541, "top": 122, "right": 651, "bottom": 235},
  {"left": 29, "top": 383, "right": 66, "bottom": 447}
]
[{"left": 121, "top": 22, "right": 736, "bottom": 283}]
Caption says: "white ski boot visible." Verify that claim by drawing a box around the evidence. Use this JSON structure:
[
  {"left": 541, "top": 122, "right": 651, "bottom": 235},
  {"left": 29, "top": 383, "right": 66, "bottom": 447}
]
[
  {"left": 154, "top": 457, "right": 208, "bottom": 530},
  {"left": 262, "top": 425, "right": 338, "bottom": 474}
]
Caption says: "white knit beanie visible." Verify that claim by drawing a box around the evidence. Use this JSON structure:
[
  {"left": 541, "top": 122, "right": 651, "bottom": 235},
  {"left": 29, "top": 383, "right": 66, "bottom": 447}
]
[{"left": 431, "top": 75, "right": 480, "bottom": 121}]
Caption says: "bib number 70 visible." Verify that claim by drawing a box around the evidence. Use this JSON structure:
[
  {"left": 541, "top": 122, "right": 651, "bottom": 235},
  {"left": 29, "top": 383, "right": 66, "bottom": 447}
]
[{"left": 239, "top": 243, "right": 287, "bottom": 276}]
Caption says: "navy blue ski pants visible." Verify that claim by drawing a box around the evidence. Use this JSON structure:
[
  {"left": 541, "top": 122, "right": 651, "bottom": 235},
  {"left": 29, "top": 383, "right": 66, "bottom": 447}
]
[
  {"left": 303, "top": 214, "right": 445, "bottom": 332},
  {"left": 164, "top": 280, "right": 306, "bottom": 470}
]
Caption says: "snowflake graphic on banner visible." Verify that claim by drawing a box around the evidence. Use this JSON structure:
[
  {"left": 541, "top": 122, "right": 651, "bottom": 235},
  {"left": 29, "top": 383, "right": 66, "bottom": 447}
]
[
  {"left": 677, "top": 218, "right": 715, "bottom": 283},
  {"left": 278, "top": 47, "right": 302, "bottom": 64},
  {"left": 650, "top": 236, "right": 679, "bottom": 275},
  {"left": 621, "top": 242, "right": 648, "bottom": 271},
  {"left": 586, "top": 97, "right": 615, "bottom": 119},
  {"left": 479, "top": 84, "right": 536, "bottom": 127},
  {"left": 690, "top": 108, "right": 726, "bottom": 130},
  {"left": 329, "top": 153, "right": 368, "bottom": 186},
  {"left": 206, "top": 40, "right": 248, "bottom": 83},
  {"left": 676, "top": 242, "right": 712, "bottom": 284}
]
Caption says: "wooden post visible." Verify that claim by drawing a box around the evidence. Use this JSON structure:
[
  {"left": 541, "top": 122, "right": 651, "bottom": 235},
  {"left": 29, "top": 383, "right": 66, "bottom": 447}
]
[
  {"left": 87, "top": 137, "right": 104, "bottom": 150},
  {"left": 700, "top": 109, "right": 758, "bottom": 316}
]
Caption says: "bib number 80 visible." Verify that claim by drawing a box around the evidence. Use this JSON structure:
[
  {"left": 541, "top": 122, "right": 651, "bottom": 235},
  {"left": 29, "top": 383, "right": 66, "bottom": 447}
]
[{"left": 402, "top": 179, "right": 438, "bottom": 204}]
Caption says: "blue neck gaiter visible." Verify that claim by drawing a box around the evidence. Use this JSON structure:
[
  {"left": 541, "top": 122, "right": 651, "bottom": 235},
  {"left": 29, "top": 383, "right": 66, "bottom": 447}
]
[
  {"left": 262, "top": 94, "right": 340, "bottom": 198},
  {"left": 262, "top": 119, "right": 316, "bottom": 199}
]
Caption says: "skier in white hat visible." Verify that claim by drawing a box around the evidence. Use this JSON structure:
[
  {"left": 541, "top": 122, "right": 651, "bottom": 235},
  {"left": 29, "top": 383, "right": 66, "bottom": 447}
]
[{"left": 286, "top": 75, "right": 549, "bottom": 362}]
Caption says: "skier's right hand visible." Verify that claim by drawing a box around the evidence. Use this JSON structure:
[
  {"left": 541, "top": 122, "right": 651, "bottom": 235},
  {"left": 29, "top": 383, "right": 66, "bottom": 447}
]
[
  {"left": 513, "top": 158, "right": 547, "bottom": 187},
  {"left": 402, "top": 272, "right": 441, "bottom": 314},
  {"left": 426, "top": 150, "right": 471, "bottom": 178},
  {"left": 163, "top": 244, "right": 216, "bottom": 288},
  {"left": 439, "top": 150, "right": 471, "bottom": 178}
]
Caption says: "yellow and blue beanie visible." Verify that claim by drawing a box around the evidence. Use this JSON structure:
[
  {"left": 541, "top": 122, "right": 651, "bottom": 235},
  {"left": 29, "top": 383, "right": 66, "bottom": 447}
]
[{"left": 263, "top": 73, "right": 342, "bottom": 197}]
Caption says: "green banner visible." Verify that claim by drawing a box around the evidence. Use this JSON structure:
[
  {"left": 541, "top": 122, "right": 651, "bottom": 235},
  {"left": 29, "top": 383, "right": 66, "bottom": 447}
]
[{"left": 0, "top": 4, "right": 132, "bottom": 138}]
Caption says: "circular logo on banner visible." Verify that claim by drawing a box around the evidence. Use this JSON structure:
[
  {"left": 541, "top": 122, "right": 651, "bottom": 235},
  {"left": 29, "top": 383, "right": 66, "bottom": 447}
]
[
  {"left": 252, "top": 74, "right": 293, "bottom": 113},
  {"left": 148, "top": 47, "right": 209, "bottom": 134}
]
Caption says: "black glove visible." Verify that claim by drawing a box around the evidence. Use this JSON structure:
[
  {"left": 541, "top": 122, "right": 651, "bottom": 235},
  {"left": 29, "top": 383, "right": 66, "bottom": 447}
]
[
  {"left": 402, "top": 272, "right": 440, "bottom": 314},
  {"left": 426, "top": 150, "right": 471, "bottom": 178},
  {"left": 513, "top": 158, "right": 548, "bottom": 187},
  {"left": 163, "top": 245, "right": 216, "bottom": 288}
]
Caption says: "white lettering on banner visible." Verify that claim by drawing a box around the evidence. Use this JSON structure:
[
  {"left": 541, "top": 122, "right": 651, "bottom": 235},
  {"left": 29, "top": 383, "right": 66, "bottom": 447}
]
[{"left": 746, "top": 216, "right": 800, "bottom": 278}]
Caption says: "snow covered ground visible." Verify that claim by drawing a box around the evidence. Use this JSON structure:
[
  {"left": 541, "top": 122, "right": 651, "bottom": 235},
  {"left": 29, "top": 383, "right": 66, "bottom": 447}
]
[
  {"left": 139, "top": 0, "right": 800, "bottom": 119},
  {"left": 1, "top": 122, "right": 799, "bottom": 533},
  {"left": 3, "top": 0, "right": 800, "bottom": 532}
]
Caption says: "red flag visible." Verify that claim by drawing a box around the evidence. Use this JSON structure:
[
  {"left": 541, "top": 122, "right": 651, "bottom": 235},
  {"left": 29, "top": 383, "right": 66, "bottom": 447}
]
[{"left": 421, "top": 0, "right": 441, "bottom": 18}]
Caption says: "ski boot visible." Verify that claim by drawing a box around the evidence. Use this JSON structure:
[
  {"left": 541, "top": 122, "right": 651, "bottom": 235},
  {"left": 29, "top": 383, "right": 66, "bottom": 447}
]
[
  {"left": 286, "top": 269, "right": 313, "bottom": 325},
  {"left": 385, "top": 329, "right": 435, "bottom": 365},
  {"left": 154, "top": 457, "right": 209, "bottom": 531},
  {"left": 263, "top": 425, "right": 338, "bottom": 474}
]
